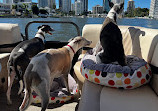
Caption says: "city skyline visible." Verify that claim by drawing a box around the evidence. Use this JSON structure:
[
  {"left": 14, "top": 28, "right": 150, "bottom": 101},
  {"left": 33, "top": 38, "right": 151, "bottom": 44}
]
[{"left": 0, "top": 0, "right": 151, "bottom": 11}]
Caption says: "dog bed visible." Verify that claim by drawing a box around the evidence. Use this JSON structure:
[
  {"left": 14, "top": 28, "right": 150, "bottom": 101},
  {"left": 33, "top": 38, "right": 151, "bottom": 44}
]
[
  {"left": 80, "top": 51, "right": 152, "bottom": 89},
  {"left": 32, "top": 74, "right": 78, "bottom": 104}
]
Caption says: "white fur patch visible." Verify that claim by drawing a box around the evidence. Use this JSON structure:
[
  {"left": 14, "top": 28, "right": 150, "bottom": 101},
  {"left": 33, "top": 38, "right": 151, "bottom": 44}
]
[
  {"left": 18, "top": 48, "right": 24, "bottom": 53},
  {"left": 107, "top": 8, "right": 116, "bottom": 20},
  {"left": 35, "top": 33, "right": 44, "bottom": 42},
  {"left": 18, "top": 80, "right": 23, "bottom": 95}
]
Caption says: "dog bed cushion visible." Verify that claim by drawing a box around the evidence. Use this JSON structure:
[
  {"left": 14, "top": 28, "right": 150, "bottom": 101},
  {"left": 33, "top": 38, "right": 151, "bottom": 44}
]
[
  {"left": 32, "top": 74, "right": 78, "bottom": 104},
  {"left": 80, "top": 51, "right": 152, "bottom": 89}
]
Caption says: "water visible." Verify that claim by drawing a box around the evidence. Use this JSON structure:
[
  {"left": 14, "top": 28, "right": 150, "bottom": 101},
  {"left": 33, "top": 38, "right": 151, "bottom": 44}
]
[{"left": 0, "top": 17, "right": 158, "bottom": 41}]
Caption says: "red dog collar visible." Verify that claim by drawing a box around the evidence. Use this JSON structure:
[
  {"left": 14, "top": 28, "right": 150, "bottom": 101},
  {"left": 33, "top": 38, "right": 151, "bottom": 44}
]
[{"left": 67, "top": 45, "right": 75, "bottom": 54}]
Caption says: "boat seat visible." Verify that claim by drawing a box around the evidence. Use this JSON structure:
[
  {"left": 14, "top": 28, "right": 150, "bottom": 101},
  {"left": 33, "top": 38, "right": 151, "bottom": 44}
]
[
  {"left": 74, "top": 25, "right": 158, "bottom": 111},
  {"left": 0, "top": 23, "right": 22, "bottom": 53},
  {"left": 0, "top": 23, "right": 22, "bottom": 92}
]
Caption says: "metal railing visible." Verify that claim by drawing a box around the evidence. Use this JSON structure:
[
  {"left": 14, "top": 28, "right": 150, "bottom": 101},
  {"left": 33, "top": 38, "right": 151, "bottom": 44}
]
[{"left": 25, "top": 21, "right": 80, "bottom": 40}]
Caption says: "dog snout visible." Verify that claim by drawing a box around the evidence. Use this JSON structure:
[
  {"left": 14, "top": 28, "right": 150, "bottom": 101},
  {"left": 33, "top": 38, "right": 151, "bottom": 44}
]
[{"left": 51, "top": 28, "right": 55, "bottom": 31}]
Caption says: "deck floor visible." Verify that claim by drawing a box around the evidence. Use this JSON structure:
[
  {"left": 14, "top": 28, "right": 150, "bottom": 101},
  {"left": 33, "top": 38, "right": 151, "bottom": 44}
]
[{"left": 0, "top": 83, "right": 78, "bottom": 111}]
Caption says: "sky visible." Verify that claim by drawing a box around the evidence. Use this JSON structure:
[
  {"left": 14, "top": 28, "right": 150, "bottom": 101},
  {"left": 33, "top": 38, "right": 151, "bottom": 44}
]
[{"left": 1, "top": 0, "right": 151, "bottom": 11}]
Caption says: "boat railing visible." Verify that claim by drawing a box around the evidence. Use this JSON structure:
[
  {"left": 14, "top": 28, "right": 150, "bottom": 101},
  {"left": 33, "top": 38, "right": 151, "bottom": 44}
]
[{"left": 25, "top": 21, "right": 80, "bottom": 40}]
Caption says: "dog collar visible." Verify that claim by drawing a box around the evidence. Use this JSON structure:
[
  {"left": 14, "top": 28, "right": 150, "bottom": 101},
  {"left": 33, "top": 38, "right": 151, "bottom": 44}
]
[
  {"left": 35, "top": 33, "right": 45, "bottom": 43},
  {"left": 36, "top": 32, "right": 45, "bottom": 39},
  {"left": 67, "top": 45, "right": 75, "bottom": 54}
]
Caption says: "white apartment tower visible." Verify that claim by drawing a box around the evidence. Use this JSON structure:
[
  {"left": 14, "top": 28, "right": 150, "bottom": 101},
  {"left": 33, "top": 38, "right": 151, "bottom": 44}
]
[
  {"left": 62, "top": 0, "right": 71, "bottom": 13},
  {"left": 149, "top": 0, "right": 158, "bottom": 18},
  {"left": 92, "top": 5, "right": 103, "bottom": 14},
  {"left": 75, "top": 0, "right": 83, "bottom": 15}
]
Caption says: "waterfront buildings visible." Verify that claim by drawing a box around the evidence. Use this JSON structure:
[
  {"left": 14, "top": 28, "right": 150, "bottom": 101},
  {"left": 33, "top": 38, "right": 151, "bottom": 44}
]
[
  {"left": 48, "top": 0, "right": 56, "bottom": 9},
  {"left": 38, "top": 0, "right": 48, "bottom": 8},
  {"left": 75, "top": 0, "right": 83, "bottom": 15},
  {"left": 149, "top": 0, "right": 158, "bottom": 18},
  {"left": 127, "top": 0, "right": 135, "bottom": 13},
  {"left": 0, "top": 3, "right": 11, "bottom": 13},
  {"left": 103, "top": 0, "right": 111, "bottom": 13},
  {"left": 59, "top": 0, "right": 62, "bottom": 9},
  {"left": 81, "top": 0, "right": 88, "bottom": 13},
  {"left": 74, "top": 0, "right": 87, "bottom": 15},
  {"left": 3, "top": 0, "right": 32, "bottom": 4},
  {"left": 62, "top": 0, "right": 71, "bottom": 13},
  {"left": 3, "top": 0, "right": 10, "bottom": 4},
  {"left": 71, "top": 3, "right": 75, "bottom": 11},
  {"left": 23, "top": 0, "right": 32, "bottom": 2},
  {"left": 92, "top": 5, "right": 103, "bottom": 14},
  {"left": 113, "top": 0, "right": 124, "bottom": 3}
]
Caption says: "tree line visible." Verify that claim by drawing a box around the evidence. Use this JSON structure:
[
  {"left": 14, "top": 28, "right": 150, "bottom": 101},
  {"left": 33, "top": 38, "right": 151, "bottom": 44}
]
[{"left": 125, "top": 7, "right": 149, "bottom": 17}]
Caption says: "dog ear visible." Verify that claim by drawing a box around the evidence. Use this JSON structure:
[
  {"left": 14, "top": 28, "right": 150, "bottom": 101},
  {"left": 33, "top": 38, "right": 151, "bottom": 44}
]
[
  {"left": 68, "top": 38, "right": 74, "bottom": 42},
  {"left": 38, "top": 26, "right": 42, "bottom": 30},
  {"left": 120, "top": 2, "right": 124, "bottom": 9},
  {"left": 74, "top": 38, "right": 82, "bottom": 43},
  {"left": 108, "top": 0, "right": 114, "bottom": 8}
]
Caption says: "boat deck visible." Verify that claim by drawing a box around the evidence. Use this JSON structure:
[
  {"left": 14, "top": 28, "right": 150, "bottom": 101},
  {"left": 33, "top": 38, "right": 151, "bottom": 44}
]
[{"left": 0, "top": 83, "right": 78, "bottom": 111}]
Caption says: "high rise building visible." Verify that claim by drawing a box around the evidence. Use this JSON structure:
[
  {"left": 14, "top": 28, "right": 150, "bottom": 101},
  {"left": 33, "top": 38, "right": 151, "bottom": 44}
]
[
  {"left": 6, "top": 0, "right": 19, "bottom": 4},
  {"left": 38, "top": 0, "right": 48, "bottom": 8},
  {"left": 127, "top": 0, "right": 135, "bottom": 13},
  {"left": 71, "top": 3, "right": 75, "bottom": 11},
  {"left": 62, "top": 0, "right": 71, "bottom": 13},
  {"left": 3, "top": 0, "right": 10, "bottom": 4},
  {"left": 113, "top": 0, "right": 124, "bottom": 4},
  {"left": 24, "top": 0, "right": 32, "bottom": 2},
  {"left": 48, "top": 0, "right": 56, "bottom": 9},
  {"left": 3, "top": 0, "right": 32, "bottom": 4},
  {"left": 81, "top": 0, "right": 88, "bottom": 12},
  {"left": 103, "top": 0, "right": 112, "bottom": 13},
  {"left": 149, "top": 0, "right": 158, "bottom": 18},
  {"left": 75, "top": 0, "right": 83, "bottom": 15},
  {"left": 92, "top": 5, "right": 103, "bottom": 14},
  {"left": 59, "top": 0, "right": 62, "bottom": 9}
]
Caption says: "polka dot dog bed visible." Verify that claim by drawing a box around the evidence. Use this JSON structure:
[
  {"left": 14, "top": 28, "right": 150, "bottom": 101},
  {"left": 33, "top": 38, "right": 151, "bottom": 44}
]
[
  {"left": 32, "top": 74, "right": 78, "bottom": 104},
  {"left": 80, "top": 53, "right": 152, "bottom": 89}
]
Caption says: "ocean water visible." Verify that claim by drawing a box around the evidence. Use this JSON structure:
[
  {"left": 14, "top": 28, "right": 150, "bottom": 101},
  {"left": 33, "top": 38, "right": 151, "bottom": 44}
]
[{"left": 0, "top": 17, "right": 158, "bottom": 41}]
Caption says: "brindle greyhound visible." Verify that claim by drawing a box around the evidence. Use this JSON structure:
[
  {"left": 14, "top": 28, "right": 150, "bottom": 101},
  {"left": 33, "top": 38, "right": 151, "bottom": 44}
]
[
  {"left": 6, "top": 25, "right": 54, "bottom": 105},
  {"left": 19, "top": 36, "right": 91, "bottom": 111},
  {"left": 94, "top": 0, "right": 126, "bottom": 66}
]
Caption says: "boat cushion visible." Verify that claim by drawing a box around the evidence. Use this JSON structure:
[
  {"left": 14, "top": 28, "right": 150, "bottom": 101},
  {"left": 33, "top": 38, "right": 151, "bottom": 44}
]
[
  {"left": 32, "top": 74, "right": 78, "bottom": 104},
  {"left": 80, "top": 51, "right": 152, "bottom": 89},
  {"left": 78, "top": 80, "right": 158, "bottom": 111},
  {"left": 0, "top": 23, "right": 22, "bottom": 52}
]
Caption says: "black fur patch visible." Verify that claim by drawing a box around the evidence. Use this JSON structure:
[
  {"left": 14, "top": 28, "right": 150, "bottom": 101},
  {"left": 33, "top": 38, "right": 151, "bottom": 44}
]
[{"left": 99, "top": 18, "right": 126, "bottom": 66}]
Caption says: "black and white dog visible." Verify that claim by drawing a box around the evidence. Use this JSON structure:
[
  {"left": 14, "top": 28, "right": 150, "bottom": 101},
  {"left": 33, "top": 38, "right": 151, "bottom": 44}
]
[
  {"left": 94, "top": 0, "right": 126, "bottom": 66},
  {"left": 6, "top": 25, "right": 54, "bottom": 105}
]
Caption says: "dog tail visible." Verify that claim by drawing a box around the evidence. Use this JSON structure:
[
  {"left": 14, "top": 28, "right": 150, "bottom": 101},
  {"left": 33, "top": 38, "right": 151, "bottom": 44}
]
[{"left": 19, "top": 73, "right": 32, "bottom": 111}]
